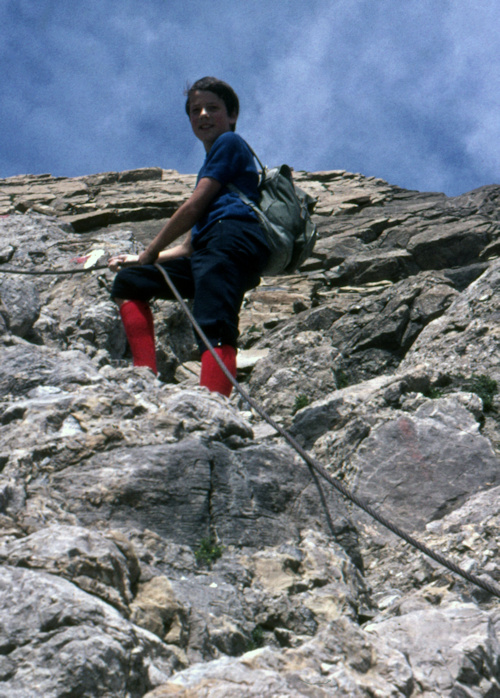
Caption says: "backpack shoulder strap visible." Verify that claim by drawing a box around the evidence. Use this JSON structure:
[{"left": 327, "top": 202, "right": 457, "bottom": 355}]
[
  {"left": 241, "top": 140, "right": 266, "bottom": 187},
  {"left": 226, "top": 182, "right": 258, "bottom": 212}
]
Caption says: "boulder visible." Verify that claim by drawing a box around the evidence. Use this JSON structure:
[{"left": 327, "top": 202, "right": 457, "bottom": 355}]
[{"left": 0, "top": 565, "right": 181, "bottom": 697}]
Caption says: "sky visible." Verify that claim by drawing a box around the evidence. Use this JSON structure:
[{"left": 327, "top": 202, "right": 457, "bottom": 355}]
[{"left": 1, "top": 0, "right": 499, "bottom": 196}]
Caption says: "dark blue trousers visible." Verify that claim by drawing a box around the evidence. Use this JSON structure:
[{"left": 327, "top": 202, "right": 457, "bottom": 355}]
[{"left": 111, "top": 219, "right": 270, "bottom": 351}]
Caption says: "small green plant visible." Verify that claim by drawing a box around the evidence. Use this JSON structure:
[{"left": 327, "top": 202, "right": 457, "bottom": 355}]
[
  {"left": 423, "top": 374, "right": 498, "bottom": 412},
  {"left": 424, "top": 386, "right": 444, "bottom": 400},
  {"left": 292, "top": 394, "right": 310, "bottom": 414},
  {"left": 247, "top": 625, "right": 265, "bottom": 651},
  {"left": 194, "top": 536, "right": 224, "bottom": 567},
  {"left": 470, "top": 374, "right": 498, "bottom": 412},
  {"left": 336, "top": 369, "right": 349, "bottom": 389}
]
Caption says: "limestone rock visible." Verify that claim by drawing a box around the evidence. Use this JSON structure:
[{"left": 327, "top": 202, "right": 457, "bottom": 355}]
[
  {"left": 0, "top": 524, "right": 139, "bottom": 613},
  {"left": 130, "top": 576, "right": 189, "bottom": 648},
  {"left": 2, "top": 167, "right": 500, "bottom": 696},
  {"left": 349, "top": 395, "right": 500, "bottom": 531},
  {"left": 0, "top": 565, "right": 181, "bottom": 697},
  {"left": 401, "top": 257, "right": 500, "bottom": 381},
  {"left": 0, "top": 276, "right": 40, "bottom": 337},
  {"left": 30, "top": 435, "right": 356, "bottom": 552},
  {"left": 0, "top": 342, "right": 100, "bottom": 397},
  {"left": 366, "top": 603, "right": 500, "bottom": 697}
]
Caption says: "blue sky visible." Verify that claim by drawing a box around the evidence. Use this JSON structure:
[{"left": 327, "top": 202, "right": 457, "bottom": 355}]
[{"left": 1, "top": 0, "right": 499, "bottom": 196}]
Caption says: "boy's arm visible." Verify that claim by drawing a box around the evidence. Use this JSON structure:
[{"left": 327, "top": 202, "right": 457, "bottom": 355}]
[
  {"left": 156, "top": 231, "right": 193, "bottom": 262},
  {"left": 138, "top": 178, "right": 221, "bottom": 265},
  {"left": 108, "top": 233, "right": 193, "bottom": 271}
]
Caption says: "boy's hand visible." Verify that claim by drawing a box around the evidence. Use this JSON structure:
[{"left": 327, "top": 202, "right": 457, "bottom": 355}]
[{"left": 107, "top": 254, "right": 139, "bottom": 271}]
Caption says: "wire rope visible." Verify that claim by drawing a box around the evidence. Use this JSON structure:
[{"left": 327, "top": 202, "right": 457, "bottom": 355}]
[
  {"left": 154, "top": 261, "right": 500, "bottom": 600},
  {"left": 2, "top": 258, "right": 498, "bottom": 598}
]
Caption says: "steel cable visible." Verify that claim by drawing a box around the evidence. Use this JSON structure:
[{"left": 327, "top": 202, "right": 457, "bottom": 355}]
[
  {"left": 0, "top": 265, "right": 109, "bottom": 275},
  {"left": 2, "top": 258, "right": 498, "bottom": 598},
  {"left": 154, "top": 262, "right": 500, "bottom": 600}
]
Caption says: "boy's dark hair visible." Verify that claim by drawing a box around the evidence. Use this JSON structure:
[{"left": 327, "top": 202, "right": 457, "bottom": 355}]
[{"left": 185, "top": 77, "right": 239, "bottom": 131}]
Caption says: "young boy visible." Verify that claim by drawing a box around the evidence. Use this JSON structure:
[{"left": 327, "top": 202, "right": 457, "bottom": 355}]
[{"left": 108, "top": 77, "right": 270, "bottom": 396}]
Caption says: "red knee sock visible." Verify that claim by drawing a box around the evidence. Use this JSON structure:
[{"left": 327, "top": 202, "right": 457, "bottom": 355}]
[
  {"left": 200, "top": 345, "right": 237, "bottom": 397},
  {"left": 119, "top": 300, "right": 157, "bottom": 374}
]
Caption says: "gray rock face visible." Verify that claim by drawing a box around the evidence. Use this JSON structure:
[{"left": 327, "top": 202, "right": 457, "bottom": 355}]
[
  {"left": 401, "top": 258, "right": 500, "bottom": 380},
  {"left": 0, "top": 524, "right": 139, "bottom": 613},
  {"left": 0, "top": 565, "right": 179, "bottom": 698},
  {"left": 1, "top": 168, "right": 500, "bottom": 696},
  {"left": 366, "top": 603, "right": 500, "bottom": 697},
  {"left": 349, "top": 396, "right": 500, "bottom": 530},
  {"left": 0, "top": 343, "right": 99, "bottom": 396},
  {"left": 38, "top": 437, "right": 354, "bottom": 551},
  {"left": 0, "top": 276, "right": 40, "bottom": 337}
]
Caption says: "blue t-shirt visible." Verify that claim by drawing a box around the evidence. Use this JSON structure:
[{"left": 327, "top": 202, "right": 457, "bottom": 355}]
[{"left": 191, "top": 132, "right": 263, "bottom": 243}]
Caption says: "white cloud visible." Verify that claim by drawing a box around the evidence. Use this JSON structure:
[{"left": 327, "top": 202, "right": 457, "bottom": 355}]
[
  {"left": 443, "top": 2, "right": 500, "bottom": 186},
  {"left": 1, "top": 0, "right": 499, "bottom": 193}
]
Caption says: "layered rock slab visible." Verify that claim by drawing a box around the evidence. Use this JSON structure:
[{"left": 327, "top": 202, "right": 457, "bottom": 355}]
[{"left": 29, "top": 436, "right": 357, "bottom": 554}]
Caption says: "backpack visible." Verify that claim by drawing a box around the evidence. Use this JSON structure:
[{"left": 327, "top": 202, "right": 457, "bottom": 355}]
[{"left": 228, "top": 145, "right": 317, "bottom": 276}]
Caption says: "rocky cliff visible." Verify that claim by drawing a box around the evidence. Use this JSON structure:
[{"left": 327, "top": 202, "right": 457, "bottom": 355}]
[{"left": 1, "top": 165, "right": 500, "bottom": 697}]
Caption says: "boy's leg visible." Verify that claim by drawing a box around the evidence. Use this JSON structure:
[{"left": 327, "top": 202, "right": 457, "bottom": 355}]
[
  {"left": 111, "top": 258, "right": 195, "bottom": 374},
  {"left": 190, "top": 220, "right": 269, "bottom": 396},
  {"left": 191, "top": 221, "right": 268, "bottom": 344},
  {"left": 119, "top": 299, "right": 157, "bottom": 373},
  {"left": 200, "top": 345, "right": 237, "bottom": 397}
]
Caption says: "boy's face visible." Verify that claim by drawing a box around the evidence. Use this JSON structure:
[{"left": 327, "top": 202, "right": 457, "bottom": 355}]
[{"left": 189, "top": 90, "right": 237, "bottom": 152}]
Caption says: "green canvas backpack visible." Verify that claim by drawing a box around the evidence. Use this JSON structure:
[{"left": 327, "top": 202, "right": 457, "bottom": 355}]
[{"left": 228, "top": 145, "right": 317, "bottom": 276}]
